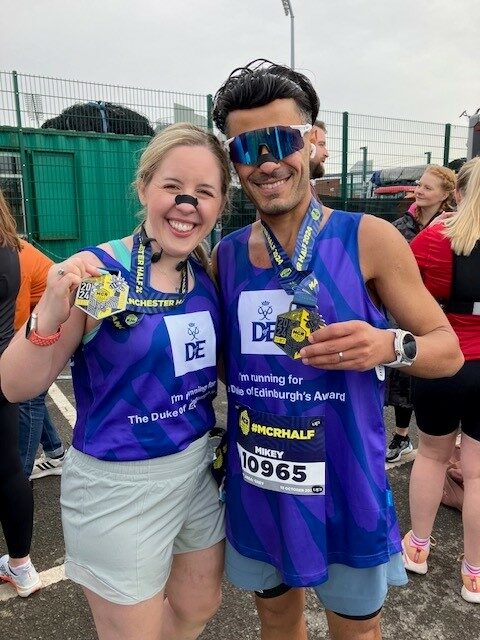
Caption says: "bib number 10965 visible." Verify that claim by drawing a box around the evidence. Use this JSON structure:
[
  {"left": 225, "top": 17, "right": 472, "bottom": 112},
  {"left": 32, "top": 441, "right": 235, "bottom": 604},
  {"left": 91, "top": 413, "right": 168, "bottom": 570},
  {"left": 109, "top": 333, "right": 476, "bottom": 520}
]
[
  {"left": 237, "top": 443, "right": 325, "bottom": 495},
  {"left": 241, "top": 450, "right": 307, "bottom": 482}
]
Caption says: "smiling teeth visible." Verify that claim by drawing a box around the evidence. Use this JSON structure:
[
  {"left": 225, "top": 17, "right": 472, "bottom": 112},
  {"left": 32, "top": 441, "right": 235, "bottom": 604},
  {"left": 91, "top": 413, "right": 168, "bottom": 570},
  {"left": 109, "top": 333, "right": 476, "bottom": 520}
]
[
  {"left": 169, "top": 220, "right": 194, "bottom": 232},
  {"left": 261, "top": 179, "right": 287, "bottom": 190}
]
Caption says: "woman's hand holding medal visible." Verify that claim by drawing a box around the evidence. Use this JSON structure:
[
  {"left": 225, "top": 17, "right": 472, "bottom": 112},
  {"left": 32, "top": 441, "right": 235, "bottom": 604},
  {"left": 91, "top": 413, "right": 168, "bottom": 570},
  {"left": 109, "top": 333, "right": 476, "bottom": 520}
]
[
  {"left": 39, "top": 255, "right": 102, "bottom": 331},
  {"left": 299, "top": 320, "right": 394, "bottom": 371}
]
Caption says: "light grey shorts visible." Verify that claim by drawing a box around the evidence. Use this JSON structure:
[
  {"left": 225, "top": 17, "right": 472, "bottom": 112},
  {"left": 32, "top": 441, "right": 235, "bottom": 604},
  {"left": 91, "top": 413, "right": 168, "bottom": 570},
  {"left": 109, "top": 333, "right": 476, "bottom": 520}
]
[{"left": 61, "top": 435, "right": 225, "bottom": 604}]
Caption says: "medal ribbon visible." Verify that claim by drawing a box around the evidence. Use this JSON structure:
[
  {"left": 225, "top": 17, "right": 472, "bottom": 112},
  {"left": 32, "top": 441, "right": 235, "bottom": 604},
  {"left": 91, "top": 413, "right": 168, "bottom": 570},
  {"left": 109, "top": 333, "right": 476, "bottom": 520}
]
[
  {"left": 126, "top": 232, "right": 188, "bottom": 313},
  {"left": 261, "top": 198, "right": 323, "bottom": 308}
]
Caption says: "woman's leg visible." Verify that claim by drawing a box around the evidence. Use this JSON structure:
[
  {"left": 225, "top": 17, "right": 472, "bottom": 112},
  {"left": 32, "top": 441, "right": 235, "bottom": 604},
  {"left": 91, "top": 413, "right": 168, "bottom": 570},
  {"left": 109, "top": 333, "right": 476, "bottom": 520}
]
[
  {"left": 394, "top": 406, "right": 413, "bottom": 438},
  {"left": 461, "top": 434, "right": 480, "bottom": 565},
  {"left": 409, "top": 430, "right": 458, "bottom": 539},
  {"left": 84, "top": 588, "right": 165, "bottom": 640},
  {"left": 386, "top": 401, "right": 414, "bottom": 462},
  {"left": 162, "top": 541, "right": 224, "bottom": 640},
  {"left": 0, "top": 399, "right": 33, "bottom": 559}
]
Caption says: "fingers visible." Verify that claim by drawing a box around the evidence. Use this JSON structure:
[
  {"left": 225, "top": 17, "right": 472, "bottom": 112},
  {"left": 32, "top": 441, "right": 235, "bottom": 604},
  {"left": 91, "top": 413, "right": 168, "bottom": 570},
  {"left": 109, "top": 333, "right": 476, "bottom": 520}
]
[
  {"left": 299, "top": 321, "right": 379, "bottom": 370},
  {"left": 301, "top": 321, "right": 366, "bottom": 355},
  {"left": 51, "top": 257, "right": 101, "bottom": 282},
  {"left": 40, "top": 257, "right": 103, "bottom": 327},
  {"left": 300, "top": 346, "right": 374, "bottom": 370},
  {"left": 48, "top": 258, "right": 101, "bottom": 291}
]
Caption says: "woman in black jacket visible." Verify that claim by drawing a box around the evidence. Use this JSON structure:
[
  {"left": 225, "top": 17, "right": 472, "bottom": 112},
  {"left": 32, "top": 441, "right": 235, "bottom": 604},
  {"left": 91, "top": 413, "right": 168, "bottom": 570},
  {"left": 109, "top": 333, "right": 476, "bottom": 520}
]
[{"left": 0, "top": 189, "right": 41, "bottom": 597}]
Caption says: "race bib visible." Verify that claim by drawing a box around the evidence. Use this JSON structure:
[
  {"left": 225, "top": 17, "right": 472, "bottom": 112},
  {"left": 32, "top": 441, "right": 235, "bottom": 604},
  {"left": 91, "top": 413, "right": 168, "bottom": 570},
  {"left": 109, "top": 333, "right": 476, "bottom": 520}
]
[{"left": 236, "top": 406, "right": 325, "bottom": 495}]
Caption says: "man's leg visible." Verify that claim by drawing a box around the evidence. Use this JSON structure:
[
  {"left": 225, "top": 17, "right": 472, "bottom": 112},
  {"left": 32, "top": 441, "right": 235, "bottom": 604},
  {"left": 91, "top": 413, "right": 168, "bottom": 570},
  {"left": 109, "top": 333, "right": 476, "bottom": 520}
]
[
  {"left": 314, "top": 561, "right": 403, "bottom": 640},
  {"left": 29, "top": 393, "right": 65, "bottom": 480},
  {"left": 325, "top": 609, "right": 382, "bottom": 640},
  {"left": 255, "top": 588, "right": 307, "bottom": 640},
  {"left": 225, "top": 542, "right": 307, "bottom": 640},
  {"left": 18, "top": 395, "right": 44, "bottom": 477},
  {"left": 39, "top": 404, "right": 64, "bottom": 458}
]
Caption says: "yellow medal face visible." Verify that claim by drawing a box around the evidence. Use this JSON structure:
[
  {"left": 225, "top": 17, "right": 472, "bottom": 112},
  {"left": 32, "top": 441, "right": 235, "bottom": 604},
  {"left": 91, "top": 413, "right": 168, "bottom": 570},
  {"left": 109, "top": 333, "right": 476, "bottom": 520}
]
[
  {"left": 273, "top": 307, "right": 326, "bottom": 359},
  {"left": 74, "top": 272, "right": 128, "bottom": 319}
]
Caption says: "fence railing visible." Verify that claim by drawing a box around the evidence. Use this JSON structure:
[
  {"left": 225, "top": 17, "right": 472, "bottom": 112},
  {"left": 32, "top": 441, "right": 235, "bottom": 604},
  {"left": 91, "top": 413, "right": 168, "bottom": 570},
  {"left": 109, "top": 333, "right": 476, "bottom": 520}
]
[{"left": 0, "top": 70, "right": 469, "bottom": 258}]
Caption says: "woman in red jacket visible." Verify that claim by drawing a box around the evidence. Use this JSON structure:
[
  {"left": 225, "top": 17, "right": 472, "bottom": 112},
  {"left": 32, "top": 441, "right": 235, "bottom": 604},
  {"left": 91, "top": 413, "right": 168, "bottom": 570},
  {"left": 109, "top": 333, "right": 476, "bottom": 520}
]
[
  {"left": 385, "top": 165, "right": 456, "bottom": 463},
  {"left": 402, "top": 157, "right": 480, "bottom": 604}
]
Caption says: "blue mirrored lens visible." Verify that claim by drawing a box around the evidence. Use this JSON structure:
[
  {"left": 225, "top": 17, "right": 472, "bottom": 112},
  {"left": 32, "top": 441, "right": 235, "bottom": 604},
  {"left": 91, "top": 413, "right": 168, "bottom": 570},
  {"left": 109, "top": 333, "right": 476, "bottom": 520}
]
[{"left": 228, "top": 126, "right": 305, "bottom": 165}]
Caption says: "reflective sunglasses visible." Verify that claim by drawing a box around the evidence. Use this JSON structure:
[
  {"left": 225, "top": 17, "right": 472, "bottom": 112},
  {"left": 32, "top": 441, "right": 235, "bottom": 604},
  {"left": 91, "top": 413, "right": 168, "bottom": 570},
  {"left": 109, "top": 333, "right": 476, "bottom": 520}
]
[{"left": 225, "top": 124, "right": 312, "bottom": 166}]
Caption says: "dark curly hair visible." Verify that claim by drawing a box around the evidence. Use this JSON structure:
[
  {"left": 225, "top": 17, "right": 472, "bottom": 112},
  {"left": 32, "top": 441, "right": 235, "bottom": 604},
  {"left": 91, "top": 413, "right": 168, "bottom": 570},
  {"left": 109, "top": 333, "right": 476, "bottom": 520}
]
[{"left": 213, "top": 59, "right": 320, "bottom": 134}]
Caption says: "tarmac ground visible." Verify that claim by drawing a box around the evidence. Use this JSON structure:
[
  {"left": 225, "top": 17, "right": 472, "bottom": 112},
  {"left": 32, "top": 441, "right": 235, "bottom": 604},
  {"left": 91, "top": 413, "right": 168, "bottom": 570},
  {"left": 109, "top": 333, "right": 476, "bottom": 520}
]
[{"left": 1, "top": 378, "right": 478, "bottom": 640}]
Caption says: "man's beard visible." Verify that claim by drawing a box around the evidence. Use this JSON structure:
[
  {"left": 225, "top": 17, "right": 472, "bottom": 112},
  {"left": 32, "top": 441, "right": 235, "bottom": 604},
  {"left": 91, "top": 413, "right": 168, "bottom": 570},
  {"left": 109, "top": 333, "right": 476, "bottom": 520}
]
[{"left": 310, "top": 161, "right": 325, "bottom": 180}]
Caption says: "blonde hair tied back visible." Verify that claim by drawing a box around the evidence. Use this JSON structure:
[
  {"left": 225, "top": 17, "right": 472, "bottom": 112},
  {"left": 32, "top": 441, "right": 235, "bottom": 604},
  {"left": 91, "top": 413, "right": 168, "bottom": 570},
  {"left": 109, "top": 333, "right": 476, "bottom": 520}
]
[
  {"left": 443, "top": 157, "right": 480, "bottom": 256},
  {"left": 419, "top": 164, "right": 457, "bottom": 216},
  {"left": 135, "top": 122, "right": 231, "bottom": 278}
]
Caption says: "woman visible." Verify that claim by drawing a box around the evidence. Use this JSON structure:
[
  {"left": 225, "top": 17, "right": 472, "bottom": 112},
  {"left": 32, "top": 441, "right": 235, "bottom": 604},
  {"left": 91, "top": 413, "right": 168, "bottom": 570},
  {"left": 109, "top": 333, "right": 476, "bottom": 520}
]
[
  {"left": 402, "top": 157, "right": 480, "bottom": 604},
  {"left": 0, "top": 123, "right": 230, "bottom": 638},
  {"left": 0, "top": 190, "right": 41, "bottom": 597},
  {"left": 14, "top": 239, "right": 67, "bottom": 479},
  {"left": 385, "top": 165, "right": 456, "bottom": 463}
]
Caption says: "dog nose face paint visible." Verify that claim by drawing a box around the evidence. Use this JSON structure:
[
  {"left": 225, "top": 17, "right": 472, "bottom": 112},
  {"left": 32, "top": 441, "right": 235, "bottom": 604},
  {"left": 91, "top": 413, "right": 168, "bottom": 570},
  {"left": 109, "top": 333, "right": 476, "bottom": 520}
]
[{"left": 175, "top": 194, "right": 198, "bottom": 208}]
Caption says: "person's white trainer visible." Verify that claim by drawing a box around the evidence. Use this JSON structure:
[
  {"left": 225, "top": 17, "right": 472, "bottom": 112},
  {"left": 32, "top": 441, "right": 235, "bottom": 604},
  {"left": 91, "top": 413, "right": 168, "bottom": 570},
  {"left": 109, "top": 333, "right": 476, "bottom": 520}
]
[
  {"left": 0, "top": 555, "right": 42, "bottom": 597},
  {"left": 30, "top": 451, "right": 66, "bottom": 480}
]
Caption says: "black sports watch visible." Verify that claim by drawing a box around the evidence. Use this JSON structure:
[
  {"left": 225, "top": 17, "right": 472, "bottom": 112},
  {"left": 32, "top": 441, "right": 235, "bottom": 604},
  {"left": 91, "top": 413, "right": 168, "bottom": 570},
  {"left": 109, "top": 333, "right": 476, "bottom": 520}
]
[{"left": 384, "top": 329, "right": 418, "bottom": 368}]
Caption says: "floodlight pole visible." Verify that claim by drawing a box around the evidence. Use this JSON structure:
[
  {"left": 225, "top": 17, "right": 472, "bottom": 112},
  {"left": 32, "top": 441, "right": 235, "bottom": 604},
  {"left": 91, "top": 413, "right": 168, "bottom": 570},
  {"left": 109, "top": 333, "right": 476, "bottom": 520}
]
[{"left": 281, "top": 0, "right": 295, "bottom": 69}]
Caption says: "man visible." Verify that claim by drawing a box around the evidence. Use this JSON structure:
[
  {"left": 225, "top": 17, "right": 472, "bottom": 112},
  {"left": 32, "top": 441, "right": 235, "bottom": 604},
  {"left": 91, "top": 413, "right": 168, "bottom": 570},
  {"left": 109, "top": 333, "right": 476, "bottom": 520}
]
[
  {"left": 212, "top": 60, "right": 463, "bottom": 640},
  {"left": 310, "top": 120, "right": 329, "bottom": 179}
]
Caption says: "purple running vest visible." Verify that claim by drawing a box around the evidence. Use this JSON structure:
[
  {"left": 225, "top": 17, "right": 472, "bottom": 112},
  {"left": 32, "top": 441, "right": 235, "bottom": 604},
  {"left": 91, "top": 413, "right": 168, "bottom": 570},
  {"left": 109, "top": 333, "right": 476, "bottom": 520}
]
[
  {"left": 217, "top": 210, "right": 402, "bottom": 587},
  {"left": 71, "top": 249, "right": 220, "bottom": 461}
]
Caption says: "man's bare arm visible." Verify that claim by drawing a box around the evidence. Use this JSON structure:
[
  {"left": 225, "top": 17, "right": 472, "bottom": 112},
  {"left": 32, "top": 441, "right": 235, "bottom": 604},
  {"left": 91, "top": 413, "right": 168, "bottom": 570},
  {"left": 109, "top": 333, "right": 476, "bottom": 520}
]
[{"left": 300, "top": 215, "right": 463, "bottom": 377}]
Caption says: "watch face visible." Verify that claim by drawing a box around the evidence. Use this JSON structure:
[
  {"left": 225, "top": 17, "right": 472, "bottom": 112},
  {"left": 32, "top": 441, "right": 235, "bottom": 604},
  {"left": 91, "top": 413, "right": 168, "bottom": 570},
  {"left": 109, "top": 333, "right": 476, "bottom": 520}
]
[
  {"left": 25, "top": 313, "right": 36, "bottom": 338},
  {"left": 403, "top": 334, "right": 417, "bottom": 360}
]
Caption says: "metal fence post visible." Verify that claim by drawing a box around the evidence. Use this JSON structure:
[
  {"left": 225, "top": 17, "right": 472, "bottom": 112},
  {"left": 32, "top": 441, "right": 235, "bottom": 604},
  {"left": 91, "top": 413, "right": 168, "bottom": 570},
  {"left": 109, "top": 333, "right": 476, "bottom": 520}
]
[
  {"left": 12, "top": 70, "right": 34, "bottom": 240},
  {"left": 206, "top": 92, "right": 222, "bottom": 246},
  {"left": 341, "top": 112, "right": 349, "bottom": 209},
  {"left": 207, "top": 94, "right": 213, "bottom": 132},
  {"left": 443, "top": 123, "right": 451, "bottom": 166}
]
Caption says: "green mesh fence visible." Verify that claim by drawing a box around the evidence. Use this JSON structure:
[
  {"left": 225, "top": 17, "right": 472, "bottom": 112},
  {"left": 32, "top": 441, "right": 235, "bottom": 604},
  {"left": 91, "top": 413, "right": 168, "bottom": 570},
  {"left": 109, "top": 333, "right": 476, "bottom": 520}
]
[
  {"left": 0, "top": 70, "right": 469, "bottom": 257},
  {"left": 0, "top": 71, "right": 210, "bottom": 259}
]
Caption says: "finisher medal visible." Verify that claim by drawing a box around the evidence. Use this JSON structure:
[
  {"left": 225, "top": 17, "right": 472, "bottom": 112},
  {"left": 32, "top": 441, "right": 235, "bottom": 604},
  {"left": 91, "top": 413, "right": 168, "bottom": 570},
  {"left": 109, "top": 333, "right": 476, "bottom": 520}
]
[
  {"left": 261, "top": 198, "right": 327, "bottom": 360},
  {"left": 74, "top": 271, "right": 128, "bottom": 320},
  {"left": 274, "top": 305, "right": 326, "bottom": 359}
]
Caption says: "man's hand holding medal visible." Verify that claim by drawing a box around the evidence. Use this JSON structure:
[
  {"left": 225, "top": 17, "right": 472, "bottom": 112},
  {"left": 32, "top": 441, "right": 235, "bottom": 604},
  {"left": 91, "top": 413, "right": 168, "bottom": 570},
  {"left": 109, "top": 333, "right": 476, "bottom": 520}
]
[{"left": 299, "top": 319, "right": 395, "bottom": 371}]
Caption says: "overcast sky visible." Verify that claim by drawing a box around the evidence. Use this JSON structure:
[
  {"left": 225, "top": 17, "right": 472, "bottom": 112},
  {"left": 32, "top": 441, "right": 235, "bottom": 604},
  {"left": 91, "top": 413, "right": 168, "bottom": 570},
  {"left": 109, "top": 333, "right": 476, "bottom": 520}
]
[{"left": 2, "top": 0, "right": 479, "bottom": 125}]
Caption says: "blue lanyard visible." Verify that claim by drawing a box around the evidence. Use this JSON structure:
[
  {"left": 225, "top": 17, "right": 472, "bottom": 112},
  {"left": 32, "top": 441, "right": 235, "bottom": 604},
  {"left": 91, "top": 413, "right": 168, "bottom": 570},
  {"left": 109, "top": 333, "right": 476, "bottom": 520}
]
[
  {"left": 126, "top": 232, "right": 188, "bottom": 313},
  {"left": 261, "top": 199, "right": 323, "bottom": 308}
]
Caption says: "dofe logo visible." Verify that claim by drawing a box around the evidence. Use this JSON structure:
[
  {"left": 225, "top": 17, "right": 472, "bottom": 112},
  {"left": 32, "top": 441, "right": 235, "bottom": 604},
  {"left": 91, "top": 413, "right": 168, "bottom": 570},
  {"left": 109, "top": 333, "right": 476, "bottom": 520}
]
[
  {"left": 185, "top": 322, "right": 206, "bottom": 361},
  {"left": 252, "top": 300, "right": 275, "bottom": 342}
]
